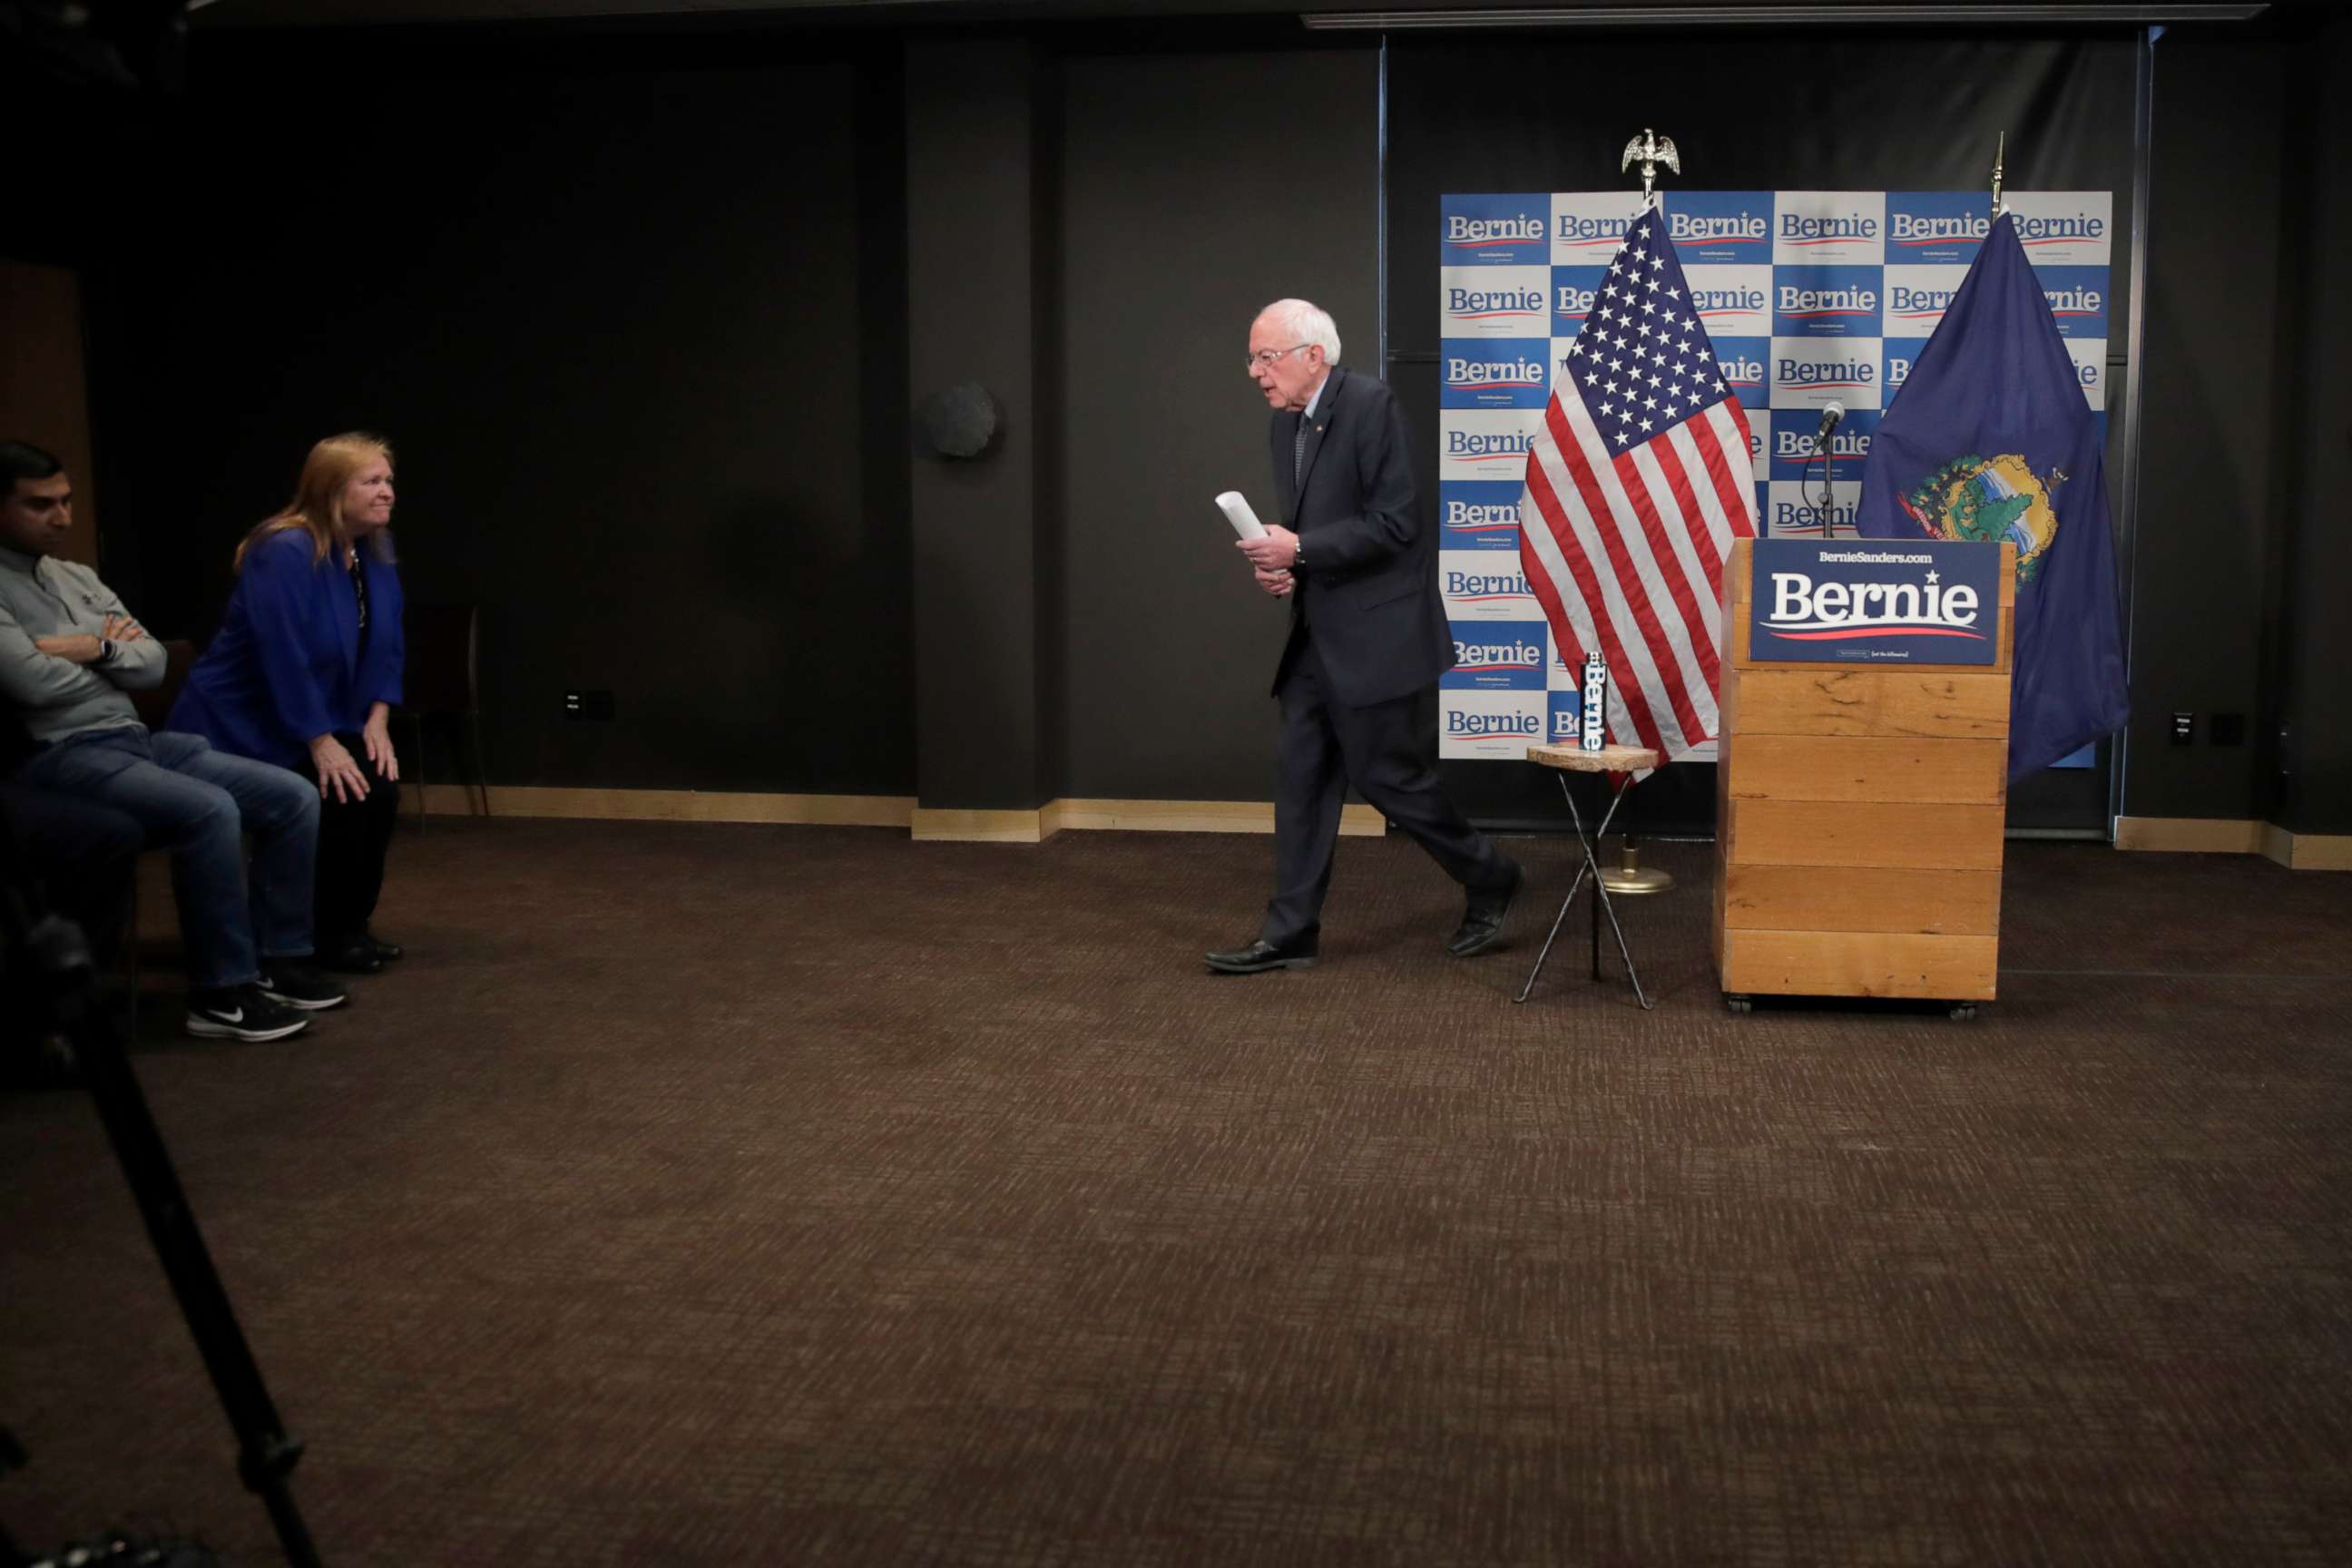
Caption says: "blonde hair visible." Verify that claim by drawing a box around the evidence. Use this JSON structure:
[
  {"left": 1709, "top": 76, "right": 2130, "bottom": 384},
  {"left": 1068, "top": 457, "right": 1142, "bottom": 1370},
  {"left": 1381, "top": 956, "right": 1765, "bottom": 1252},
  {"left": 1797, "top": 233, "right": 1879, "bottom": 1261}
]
[{"left": 233, "top": 433, "right": 397, "bottom": 572}]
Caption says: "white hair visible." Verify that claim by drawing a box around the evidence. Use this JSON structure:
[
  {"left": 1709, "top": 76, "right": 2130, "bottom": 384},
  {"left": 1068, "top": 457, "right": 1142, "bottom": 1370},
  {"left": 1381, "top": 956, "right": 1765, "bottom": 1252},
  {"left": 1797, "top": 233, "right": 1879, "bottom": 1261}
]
[{"left": 1257, "top": 298, "right": 1341, "bottom": 363}]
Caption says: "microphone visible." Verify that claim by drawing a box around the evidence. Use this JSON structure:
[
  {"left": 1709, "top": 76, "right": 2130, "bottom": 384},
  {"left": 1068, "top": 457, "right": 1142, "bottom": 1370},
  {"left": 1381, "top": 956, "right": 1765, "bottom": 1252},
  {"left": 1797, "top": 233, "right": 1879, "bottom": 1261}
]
[{"left": 1806, "top": 399, "right": 1848, "bottom": 521}]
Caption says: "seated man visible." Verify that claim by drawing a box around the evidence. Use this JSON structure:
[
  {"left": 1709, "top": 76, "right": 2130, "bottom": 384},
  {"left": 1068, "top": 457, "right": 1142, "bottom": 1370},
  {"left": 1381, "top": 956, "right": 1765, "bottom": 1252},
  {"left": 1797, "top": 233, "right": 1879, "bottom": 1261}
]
[{"left": 0, "top": 440, "right": 343, "bottom": 1041}]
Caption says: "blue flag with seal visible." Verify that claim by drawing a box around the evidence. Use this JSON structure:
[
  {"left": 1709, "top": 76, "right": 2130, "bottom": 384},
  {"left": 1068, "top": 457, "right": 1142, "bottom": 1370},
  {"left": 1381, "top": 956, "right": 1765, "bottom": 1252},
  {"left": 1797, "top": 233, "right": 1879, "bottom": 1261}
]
[{"left": 1855, "top": 211, "right": 2128, "bottom": 779}]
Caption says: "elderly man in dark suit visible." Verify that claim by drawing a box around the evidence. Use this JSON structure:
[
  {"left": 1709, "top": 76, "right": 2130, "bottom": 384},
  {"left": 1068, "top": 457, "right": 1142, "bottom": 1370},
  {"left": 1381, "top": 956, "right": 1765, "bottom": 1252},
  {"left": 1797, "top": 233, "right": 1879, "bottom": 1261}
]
[{"left": 1208, "top": 299, "right": 1521, "bottom": 975}]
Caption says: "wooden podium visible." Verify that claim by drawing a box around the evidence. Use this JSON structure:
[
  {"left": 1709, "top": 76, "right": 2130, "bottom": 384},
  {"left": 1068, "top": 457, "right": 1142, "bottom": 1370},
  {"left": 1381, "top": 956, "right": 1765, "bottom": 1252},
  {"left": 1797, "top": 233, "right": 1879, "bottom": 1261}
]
[{"left": 1712, "top": 538, "right": 2015, "bottom": 1014}]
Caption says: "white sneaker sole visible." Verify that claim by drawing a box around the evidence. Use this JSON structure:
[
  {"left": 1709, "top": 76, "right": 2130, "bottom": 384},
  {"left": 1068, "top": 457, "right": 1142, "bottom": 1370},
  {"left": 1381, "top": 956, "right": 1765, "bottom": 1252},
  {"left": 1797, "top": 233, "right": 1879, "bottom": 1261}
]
[
  {"left": 257, "top": 984, "right": 349, "bottom": 1012},
  {"left": 186, "top": 1014, "right": 311, "bottom": 1043}
]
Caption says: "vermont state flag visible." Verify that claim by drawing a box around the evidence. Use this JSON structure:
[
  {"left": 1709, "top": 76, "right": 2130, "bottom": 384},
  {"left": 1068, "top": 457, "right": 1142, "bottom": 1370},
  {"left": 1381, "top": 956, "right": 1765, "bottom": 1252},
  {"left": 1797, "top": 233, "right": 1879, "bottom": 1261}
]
[{"left": 1856, "top": 211, "right": 2128, "bottom": 779}]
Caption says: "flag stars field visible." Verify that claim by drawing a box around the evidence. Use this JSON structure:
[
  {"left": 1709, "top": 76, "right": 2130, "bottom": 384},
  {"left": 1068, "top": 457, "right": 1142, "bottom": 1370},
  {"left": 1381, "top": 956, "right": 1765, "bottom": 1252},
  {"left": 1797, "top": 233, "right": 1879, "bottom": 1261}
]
[{"left": 1514, "top": 207, "right": 1759, "bottom": 762}]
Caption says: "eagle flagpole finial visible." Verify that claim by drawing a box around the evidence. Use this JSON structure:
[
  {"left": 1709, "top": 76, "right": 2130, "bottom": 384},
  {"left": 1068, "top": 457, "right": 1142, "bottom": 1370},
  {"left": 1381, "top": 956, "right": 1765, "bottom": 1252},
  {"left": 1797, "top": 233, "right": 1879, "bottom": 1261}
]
[
  {"left": 1621, "top": 127, "right": 1681, "bottom": 211},
  {"left": 1991, "top": 131, "right": 2008, "bottom": 218}
]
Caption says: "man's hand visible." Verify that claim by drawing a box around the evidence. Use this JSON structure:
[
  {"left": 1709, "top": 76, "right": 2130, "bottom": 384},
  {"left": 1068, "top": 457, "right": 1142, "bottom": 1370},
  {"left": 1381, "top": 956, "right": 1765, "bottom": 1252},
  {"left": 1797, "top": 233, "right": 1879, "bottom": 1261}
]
[
  {"left": 311, "top": 734, "right": 371, "bottom": 803},
  {"left": 103, "top": 612, "right": 146, "bottom": 643},
  {"left": 1235, "top": 524, "right": 1299, "bottom": 573},
  {"left": 32, "top": 633, "right": 103, "bottom": 665},
  {"left": 1254, "top": 566, "right": 1295, "bottom": 599}
]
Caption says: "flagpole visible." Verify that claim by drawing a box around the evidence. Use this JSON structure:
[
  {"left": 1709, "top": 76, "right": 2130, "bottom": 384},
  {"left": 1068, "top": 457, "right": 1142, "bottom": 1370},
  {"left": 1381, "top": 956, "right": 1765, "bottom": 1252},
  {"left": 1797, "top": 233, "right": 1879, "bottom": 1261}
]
[{"left": 1598, "top": 126, "right": 1684, "bottom": 897}]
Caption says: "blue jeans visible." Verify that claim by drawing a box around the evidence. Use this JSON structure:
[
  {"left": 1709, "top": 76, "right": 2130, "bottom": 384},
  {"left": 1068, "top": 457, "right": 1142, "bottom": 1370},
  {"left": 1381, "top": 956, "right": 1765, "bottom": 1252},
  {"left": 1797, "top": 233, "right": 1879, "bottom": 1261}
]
[{"left": 14, "top": 726, "right": 319, "bottom": 990}]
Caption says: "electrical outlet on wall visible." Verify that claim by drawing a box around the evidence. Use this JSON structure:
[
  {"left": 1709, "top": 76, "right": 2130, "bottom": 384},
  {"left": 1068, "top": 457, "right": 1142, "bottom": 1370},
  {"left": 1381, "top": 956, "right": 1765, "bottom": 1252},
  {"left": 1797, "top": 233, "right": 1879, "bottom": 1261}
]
[{"left": 2170, "top": 711, "right": 2194, "bottom": 746}]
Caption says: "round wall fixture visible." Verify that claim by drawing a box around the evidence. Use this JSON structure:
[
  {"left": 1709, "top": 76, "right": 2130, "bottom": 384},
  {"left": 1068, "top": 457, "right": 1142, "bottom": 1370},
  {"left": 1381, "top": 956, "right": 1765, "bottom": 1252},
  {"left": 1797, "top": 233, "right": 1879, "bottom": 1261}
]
[{"left": 917, "top": 382, "right": 1002, "bottom": 460}]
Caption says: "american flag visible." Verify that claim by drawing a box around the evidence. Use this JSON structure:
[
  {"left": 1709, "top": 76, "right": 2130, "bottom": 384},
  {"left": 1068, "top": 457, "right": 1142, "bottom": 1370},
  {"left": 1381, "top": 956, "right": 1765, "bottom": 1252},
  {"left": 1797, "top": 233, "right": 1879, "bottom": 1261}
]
[{"left": 1516, "top": 206, "right": 1758, "bottom": 762}]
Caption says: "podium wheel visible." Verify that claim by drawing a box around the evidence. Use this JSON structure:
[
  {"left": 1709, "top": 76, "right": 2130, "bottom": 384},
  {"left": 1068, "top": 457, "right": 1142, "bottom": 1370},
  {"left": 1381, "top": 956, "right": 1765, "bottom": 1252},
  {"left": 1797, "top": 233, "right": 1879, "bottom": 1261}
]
[
  {"left": 1948, "top": 1004, "right": 1979, "bottom": 1022},
  {"left": 1725, "top": 994, "right": 1753, "bottom": 1014}
]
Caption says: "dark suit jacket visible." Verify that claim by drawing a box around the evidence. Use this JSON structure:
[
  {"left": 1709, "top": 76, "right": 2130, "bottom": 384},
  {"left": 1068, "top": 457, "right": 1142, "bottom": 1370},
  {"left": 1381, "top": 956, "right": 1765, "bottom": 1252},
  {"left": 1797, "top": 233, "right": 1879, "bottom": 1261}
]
[
  {"left": 167, "top": 529, "right": 407, "bottom": 771},
  {"left": 1271, "top": 363, "right": 1455, "bottom": 707}
]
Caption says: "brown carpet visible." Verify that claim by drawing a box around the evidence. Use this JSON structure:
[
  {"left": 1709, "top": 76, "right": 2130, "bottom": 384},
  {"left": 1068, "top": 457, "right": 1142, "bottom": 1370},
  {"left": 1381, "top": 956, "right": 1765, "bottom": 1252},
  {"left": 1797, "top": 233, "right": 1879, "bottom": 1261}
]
[{"left": 4, "top": 820, "right": 2349, "bottom": 1565}]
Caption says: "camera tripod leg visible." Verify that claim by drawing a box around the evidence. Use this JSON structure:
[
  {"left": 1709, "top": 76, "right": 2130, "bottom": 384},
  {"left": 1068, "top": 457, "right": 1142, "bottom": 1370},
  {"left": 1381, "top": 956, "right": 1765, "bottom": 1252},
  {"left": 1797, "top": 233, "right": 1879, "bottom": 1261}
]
[{"left": 4, "top": 807, "right": 323, "bottom": 1567}]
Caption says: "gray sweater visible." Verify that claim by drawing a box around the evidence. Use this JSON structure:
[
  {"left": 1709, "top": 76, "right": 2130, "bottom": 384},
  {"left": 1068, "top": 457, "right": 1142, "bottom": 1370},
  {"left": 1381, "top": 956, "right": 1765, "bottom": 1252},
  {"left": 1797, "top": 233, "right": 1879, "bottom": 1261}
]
[{"left": 0, "top": 543, "right": 164, "bottom": 747}]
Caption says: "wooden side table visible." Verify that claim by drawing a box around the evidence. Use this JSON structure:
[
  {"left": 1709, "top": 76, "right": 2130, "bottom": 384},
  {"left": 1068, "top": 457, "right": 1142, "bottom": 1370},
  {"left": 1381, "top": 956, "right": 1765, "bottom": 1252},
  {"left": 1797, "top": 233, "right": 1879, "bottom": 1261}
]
[{"left": 1516, "top": 742, "right": 1662, "bottom": 1009}]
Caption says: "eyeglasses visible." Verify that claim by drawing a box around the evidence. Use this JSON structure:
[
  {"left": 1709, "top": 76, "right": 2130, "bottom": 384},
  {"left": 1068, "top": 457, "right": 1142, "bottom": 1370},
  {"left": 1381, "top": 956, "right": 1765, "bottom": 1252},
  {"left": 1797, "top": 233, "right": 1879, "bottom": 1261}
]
[{"left": 1245, "top": 344, "right": 1311, "bottom": 373}]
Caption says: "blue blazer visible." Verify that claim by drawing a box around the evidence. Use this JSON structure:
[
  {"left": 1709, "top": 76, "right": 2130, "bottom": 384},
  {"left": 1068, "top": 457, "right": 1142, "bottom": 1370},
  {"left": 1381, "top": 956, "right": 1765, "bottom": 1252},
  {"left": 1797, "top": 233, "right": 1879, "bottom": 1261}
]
[{"left": 169, "top": 529, "right": 407, "bottom": 770}]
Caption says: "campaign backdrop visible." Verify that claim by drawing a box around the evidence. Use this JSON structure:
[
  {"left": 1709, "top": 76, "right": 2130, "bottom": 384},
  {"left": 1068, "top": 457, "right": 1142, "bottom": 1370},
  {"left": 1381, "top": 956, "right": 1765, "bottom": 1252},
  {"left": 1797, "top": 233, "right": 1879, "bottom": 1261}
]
[{"left": 1435, "top": 189, "right": 2112, "bottom": 760}]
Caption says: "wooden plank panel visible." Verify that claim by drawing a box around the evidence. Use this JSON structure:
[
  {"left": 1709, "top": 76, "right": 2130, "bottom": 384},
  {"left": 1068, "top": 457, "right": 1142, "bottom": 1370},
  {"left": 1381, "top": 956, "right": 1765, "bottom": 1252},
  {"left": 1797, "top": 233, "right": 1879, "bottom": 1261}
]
[
  {"left": 1723, "top": 735, "right": 2006, "bottom": 804},
  {"left": 0, "top": 262, "right": 98, "bottom": 565},
  {"left": 1727, "top": 799, "right": 2004, "bottom": 870},
  {"left": 1727, "top": 669, "right": 2010, "bottom": 739},
  {"left": 1720, "top": 929, "right": 1997, "bottom": 1000},
  {"left": 1721, "top": 865, "right": 2001, "bottom": 935}
]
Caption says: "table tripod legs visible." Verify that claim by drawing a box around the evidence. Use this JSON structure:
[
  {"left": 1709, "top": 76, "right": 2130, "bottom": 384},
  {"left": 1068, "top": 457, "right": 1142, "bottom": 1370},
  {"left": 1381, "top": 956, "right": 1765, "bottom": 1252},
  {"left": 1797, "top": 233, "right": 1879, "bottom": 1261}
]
[{"left": 1512, "top": 772, "right": 1652, "bottom": 1010}]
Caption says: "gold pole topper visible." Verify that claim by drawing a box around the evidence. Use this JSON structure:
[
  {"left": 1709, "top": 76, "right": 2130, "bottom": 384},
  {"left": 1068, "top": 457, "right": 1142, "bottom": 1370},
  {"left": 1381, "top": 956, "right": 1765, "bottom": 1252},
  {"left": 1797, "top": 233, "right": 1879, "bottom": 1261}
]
[
  {"left": 1991, "top": 132, "right": 2007, "bottom": 218},
  {"left": 1622, "top": 128, "right": 1681, "bottom": 211}
]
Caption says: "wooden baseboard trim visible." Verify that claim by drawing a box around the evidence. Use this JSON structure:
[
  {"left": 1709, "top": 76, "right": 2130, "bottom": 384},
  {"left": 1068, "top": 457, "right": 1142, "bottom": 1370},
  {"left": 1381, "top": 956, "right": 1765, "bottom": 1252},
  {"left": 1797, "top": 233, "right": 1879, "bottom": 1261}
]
[
  {"left": 2260, "top": 823, "right": 2352, "bottom": 871},
  {"left": 2116, "top": 816, "right": 2350, "bottom": 869},
  {"left": 1052, "top": 799, "right": 1385, "bottom": 837},
  {"left": 429, "top": 789, "right": 1385, "bottom": 842},
  {"left": 912, "top": 798, "right": 1386, "bottom": 842},
  {"left": 910, "top": 807, "right": 1053, "bottom": 843},
  {"left": 417, "top": 787, "right": 916, "bottom": 828},
  {"left": 2114, "top": 817, "right": 2262, "bottom": 854}
]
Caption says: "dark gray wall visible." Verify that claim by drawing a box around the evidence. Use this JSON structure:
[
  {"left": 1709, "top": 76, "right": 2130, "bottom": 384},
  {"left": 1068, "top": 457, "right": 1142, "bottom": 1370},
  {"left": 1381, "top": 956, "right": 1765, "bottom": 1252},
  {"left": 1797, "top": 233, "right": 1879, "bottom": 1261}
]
[
  {"left": 74, "top": 34, "right": 916, "bottom": 797},
  {"left": 25, "top": 15, "right": 2337, "bottom": 834},
  {"left": 2277, "top": 16, "right": 2352, "bottom": 833},
  {"left": 1057, "top": 44, "right": 1379, "bottom": 801},
  {"left": 2127, "top": 30, "right": 2288, "bottom": 824},
  {"left": 905, "top": 39, "right": 1054, "bottom": 810}
]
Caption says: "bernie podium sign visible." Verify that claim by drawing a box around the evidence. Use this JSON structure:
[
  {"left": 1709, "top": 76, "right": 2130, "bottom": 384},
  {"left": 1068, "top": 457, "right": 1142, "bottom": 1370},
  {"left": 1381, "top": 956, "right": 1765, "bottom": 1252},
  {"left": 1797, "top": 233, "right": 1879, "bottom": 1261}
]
[{"left": 1746, "top": 539, "right": 2001, "bottom": 666}]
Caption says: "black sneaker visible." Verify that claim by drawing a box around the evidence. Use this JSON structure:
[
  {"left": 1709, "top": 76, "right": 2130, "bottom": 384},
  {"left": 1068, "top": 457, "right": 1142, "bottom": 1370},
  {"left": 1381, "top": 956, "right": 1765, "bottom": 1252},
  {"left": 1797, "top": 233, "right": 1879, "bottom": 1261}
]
[
  {"left": 186, "top": 985, "right": 311, "bottom": 1043},
  {"left": 256, "top": 961, "right": 350, "bottom": 1012}
]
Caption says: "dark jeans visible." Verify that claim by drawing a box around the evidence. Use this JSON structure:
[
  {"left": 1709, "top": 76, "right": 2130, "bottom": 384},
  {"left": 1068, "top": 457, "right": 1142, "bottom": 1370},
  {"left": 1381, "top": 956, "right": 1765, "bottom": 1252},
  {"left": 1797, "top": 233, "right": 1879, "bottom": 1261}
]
[
  {"left": 13, "top": 728, "right": 317, "bottom": 989},
  {"left": 300, "top": 732, "right": 400, "bottom": 948}
]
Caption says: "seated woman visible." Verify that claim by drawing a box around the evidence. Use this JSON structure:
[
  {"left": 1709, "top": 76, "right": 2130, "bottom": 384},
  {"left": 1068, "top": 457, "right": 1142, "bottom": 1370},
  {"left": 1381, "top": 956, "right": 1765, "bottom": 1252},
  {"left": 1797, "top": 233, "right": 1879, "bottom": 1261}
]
[{"left": 170, "top": 433, "right": 407, "bottom": 975}]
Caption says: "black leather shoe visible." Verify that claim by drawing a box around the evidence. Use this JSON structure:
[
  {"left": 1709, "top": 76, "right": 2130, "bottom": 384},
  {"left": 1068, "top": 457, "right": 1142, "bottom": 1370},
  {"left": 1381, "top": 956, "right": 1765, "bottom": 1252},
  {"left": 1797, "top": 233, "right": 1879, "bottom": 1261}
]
[
  {"left": 1204, "top": 938, "right": 1318, "bottom": 975},
  {"left": 360, "top": 928, "right": 404, "bottom": 962},
  {"left": 317, "top": 940, "right": 384, "bottom": 975},
  {"left": 1448, "top": 859, "right": 1524, "bottom": 957}
]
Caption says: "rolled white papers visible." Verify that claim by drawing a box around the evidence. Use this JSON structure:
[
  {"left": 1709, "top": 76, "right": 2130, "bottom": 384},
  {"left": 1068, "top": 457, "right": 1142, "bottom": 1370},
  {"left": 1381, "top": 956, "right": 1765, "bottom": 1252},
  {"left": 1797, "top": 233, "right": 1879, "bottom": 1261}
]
[{"left": 1215, "top": 491, "right": 1268, "bottom": 540}]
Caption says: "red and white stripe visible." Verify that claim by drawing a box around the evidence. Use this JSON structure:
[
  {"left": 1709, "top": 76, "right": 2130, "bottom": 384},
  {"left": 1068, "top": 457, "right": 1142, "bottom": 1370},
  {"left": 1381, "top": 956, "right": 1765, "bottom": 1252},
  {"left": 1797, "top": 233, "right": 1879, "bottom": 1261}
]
[{"left": 1516, "top": 392, "right": 1758, "bottom": 761}]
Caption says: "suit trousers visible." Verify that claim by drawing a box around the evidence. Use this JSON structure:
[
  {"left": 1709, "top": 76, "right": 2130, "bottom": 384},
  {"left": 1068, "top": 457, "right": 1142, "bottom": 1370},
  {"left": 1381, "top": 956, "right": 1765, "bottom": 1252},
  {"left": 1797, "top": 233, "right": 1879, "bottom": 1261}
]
[
  {"left": 1263, "top": 637, "right": 1507, "bottom": 948},
  {"left": 299, "top": 732, "right": 400, "bottom": 947}
]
